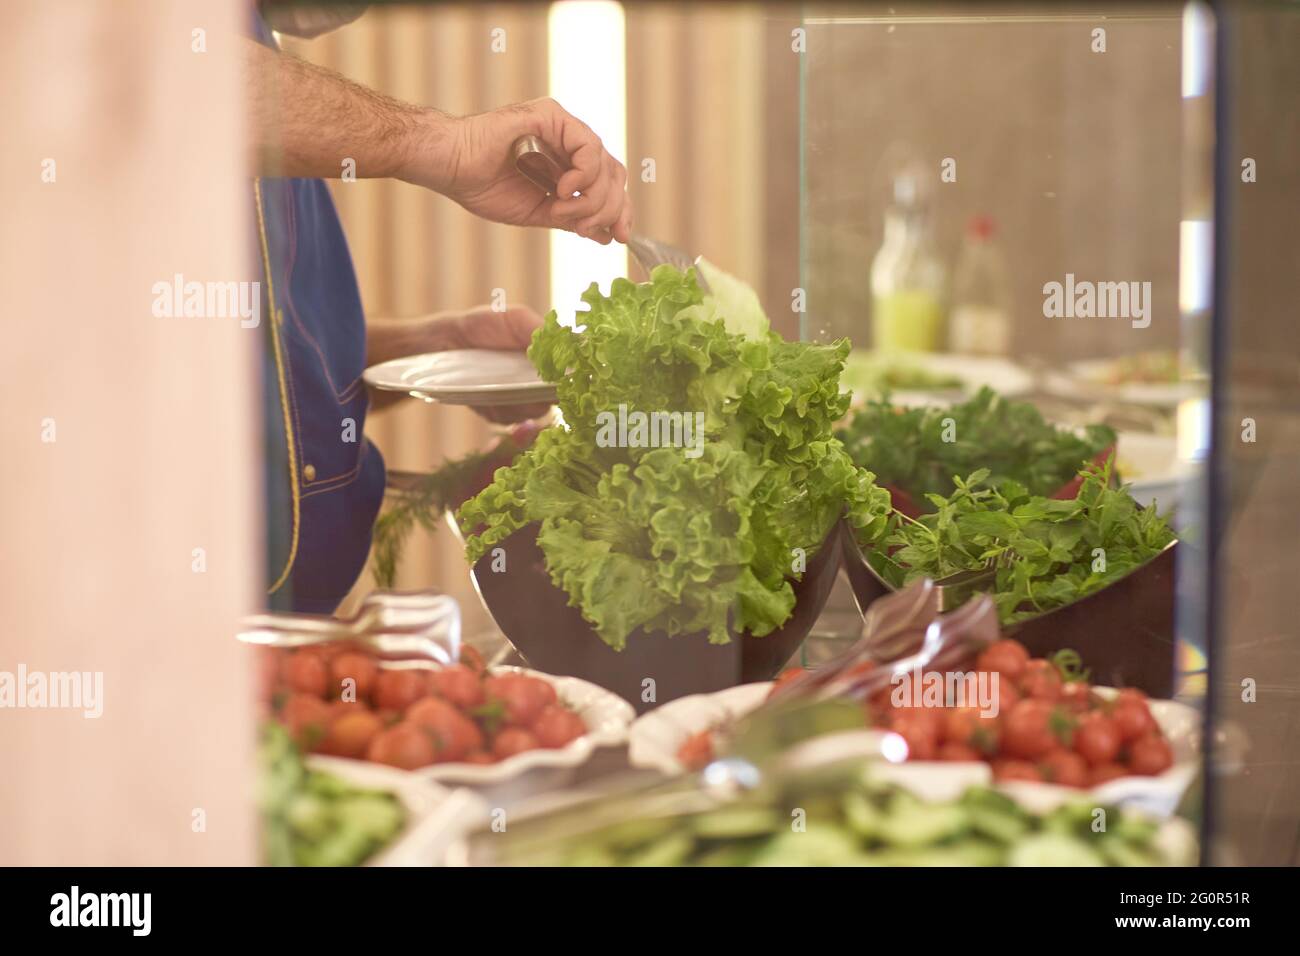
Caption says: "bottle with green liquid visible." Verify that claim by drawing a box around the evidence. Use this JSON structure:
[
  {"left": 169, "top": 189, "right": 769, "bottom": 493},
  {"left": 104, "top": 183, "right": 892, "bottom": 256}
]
[{"left": 870, "top": 173, "right": 947, "bottom": 352}]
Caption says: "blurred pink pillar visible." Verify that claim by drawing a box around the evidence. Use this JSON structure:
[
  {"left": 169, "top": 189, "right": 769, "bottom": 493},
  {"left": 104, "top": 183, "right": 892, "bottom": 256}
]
[{"left": 0, "top": 2, "right": 256, "bottom": 863}]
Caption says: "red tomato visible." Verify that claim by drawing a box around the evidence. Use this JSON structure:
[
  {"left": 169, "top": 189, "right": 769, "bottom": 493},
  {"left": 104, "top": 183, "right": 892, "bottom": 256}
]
[
  {"left": 366, "top": 723, "right": 437, "bottom": 769},
  {"left": 1112, "top": 698, "right": 1158, "bottom": 743},
  {"left": 492, "top": 727, "right": 540, "bottom": 760},
  {"left": 889, "top": 709, "right": 939, "bottom": 760},
  {"left": 937, "top": 742, "right": 983, "bottom": 762},
  {"left": 282, "top": 650, "right": 329, "bottom": 698},
  {"left": 1088, "top": 763, "right": 1132, "bottom": 786},
  {"left": 1074, "top": 711, "right": 1122, "bottom": 765},
  {"left": 769, "top": 667, "right": 807, "bottom": 696},
  {"left": 329, "top": 651, "right": 379, "bottom": 703},
  {"left": 1128, "top": 734, "right": 1174, "bottom": 776},
  {"left": 1002, "top": 699, "right": 1073, "bottom": 760},
  {"left": 373, "top": 669, "right": 428, "bottom": 712},
  {"left": 405, "top": 697, "right": 484, "bottom": 761},
  {"left": 992, "top": 759, "right": 1043, "bottom": 783},
  {"left": 458, "top": 645, "right": 487, "bottom": 675},
  {"left": 941, "top": 706, "right": 1001, "bottom": 756},
  {"left": 323, "top": 708, "right": 383, "bottom": 758},
  {"left": 677, "top": 731, "right": 715, "bottom": 770},
  {"left": 1059, "top": 680, "right": 1095, "bottom": 714},
  {"left": 975, "top": 640, "right": 1030, "bottom": 683},
  {"left": 1039, "top": 749, "right": 1089, "bottom": 788},
  {"left": 532, "top": 706, "right": 587, "bottom": 749},
  {"left": 462, "top": 751, "right": 496, "bottom": 765},
  {"left": 991, "top": 677, "right": 1021, "bottom": 716},
  {"left": 429, "top": 664, "right": 485, "bottom": 710},
  {"left": 280, "top": 693, "right": 333, "bottom": 751},
  {"left": 1018, "top": 659, "right": 1063, "bottom": 700},
  {"left": 484, "top": 674, "right": 553, "bottom": 727}
]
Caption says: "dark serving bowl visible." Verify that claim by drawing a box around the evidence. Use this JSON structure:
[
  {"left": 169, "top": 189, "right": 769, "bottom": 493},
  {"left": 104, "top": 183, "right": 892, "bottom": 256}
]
[
  {"left": 838, "top": 520, "right": 1178, "bottom": 697},
  {"left": 450, "top": 519, "right": 842, "bottom": 713}
]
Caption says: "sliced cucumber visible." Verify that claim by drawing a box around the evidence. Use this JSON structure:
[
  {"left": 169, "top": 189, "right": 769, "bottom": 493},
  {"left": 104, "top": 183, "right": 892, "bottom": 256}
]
[{"left": 1007, "top": 834, "right": 1105, "bottom": 867}]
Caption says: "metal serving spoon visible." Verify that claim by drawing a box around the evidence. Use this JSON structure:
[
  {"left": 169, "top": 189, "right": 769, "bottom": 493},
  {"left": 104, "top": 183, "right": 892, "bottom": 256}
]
[{"left": 511, "top": 135, "right": 710, "bottom": 291}]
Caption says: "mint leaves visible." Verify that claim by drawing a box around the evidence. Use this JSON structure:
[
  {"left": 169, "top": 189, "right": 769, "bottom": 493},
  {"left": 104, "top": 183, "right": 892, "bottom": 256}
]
[{"left": 870, "top": 459, "right": 1175, "bottom": 623}]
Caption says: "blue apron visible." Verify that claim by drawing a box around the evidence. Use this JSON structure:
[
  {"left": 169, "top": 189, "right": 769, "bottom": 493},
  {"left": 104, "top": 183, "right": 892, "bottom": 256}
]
[{"left": 253, "top": 14, "right": 386, "bottom": 614}]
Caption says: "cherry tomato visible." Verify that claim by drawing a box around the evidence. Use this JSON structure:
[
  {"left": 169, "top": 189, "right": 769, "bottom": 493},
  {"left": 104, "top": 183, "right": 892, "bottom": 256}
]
[
  {"left": 405, "top": 697, "right": 484, "bottom": 761},
  {"left": 282, "top": 650, "right": 329, "bottom": 698},
  {"left": 492, "top": 727, "right": 540, "bottom": 760},
  {"left": 992, "top": 759, "right": 1043, "bottom": 783},
  {"left": 1039, "top": 749, "right": 1089, "bottom": 788},
  {"left": 280, "top": 693, "right": 333, "bottom": 751},
  {"left": 366, "top": 723, "right": 437, "bottom": 770},
  {"left": 1074, "top": 711, "right": 1122, "bottom": 765},
  {"left": 458, "top": 645, "right": 487, "bottom": 675},
  {"left": 1128, "top": 734, "right": 1174, "bottom": 776},
  {"left": 484, "top": 674, "right": 553, "bottom": 727},
  {"left": 1088, "top": 763, "right": 1132, "bottom": 786},
  {"left": 941, "top": 706, "right": 1001, "bottom": 756},
  {"left": 975, "top": 639, "right": 1030, "bottom": 683},
  {"left": 1018, "top": 659, "right": 1063, "bottom": 700},
  {"left": 937, "top": 742, "right": 983, "bottom": 762},
  {"left": 329, "top": 651, "right": 379, "bottom": 703},
  {"left": 769, "top": 667, "right": 807, "bottom": 698},
  {"left": 429, "top": 664, "right": 485, "bottom": 710},
  {"left": 323, "top": 708, "right": 383, "bottom": 758},
  {"left": 889, "top": 709, "right": 939, "bottom": 760},
  {"left": 462, "top": 751, "right": 496, "bottom": 765},
  {"left": 1059, "top": 680, "right": 1095, "bottom": 714},
  {"left": 373, "top": 669, "right": 428, "bottom": 712},
  {"left": 1002, "top": 699, "right": 1073, "bottom": 760},
  {"left": 676, "top": 731, "right": 715, "bottom": 770},
  {"left": 532, "top": 706, "right": 587, "bottom": 749},
  {"left": 1112, "top": 697, "right": 1158, "bottom": 742}
]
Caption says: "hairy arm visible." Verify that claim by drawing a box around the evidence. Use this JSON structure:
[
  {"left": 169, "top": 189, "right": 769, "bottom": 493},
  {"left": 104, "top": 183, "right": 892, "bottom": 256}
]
[{"left": 244, "top": 38, "right": 449, "bottom": 183}]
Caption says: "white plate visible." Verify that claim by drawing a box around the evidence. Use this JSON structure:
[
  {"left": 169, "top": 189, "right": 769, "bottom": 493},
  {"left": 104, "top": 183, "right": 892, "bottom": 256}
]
[
  {"left": 413, "top": 667, "right": 635, "bottom": 786},
  {"left": 627, "top": 682, "right": 1201, "bottom": 818},
  {"left": 1115, "top": 431, "right": 1194, "bottom": 511},
  {"left": 626, "top": 683, "right": 772, "bottom": 776},
  {"left": 363, "top": 349, "right": 558, "bottom": 407},
  {"left": 304, "top": 755, "right": 487, "bottom": 867},
  {"left": 843, "top": 351, "right": 1036, "bottom": 409},
  {"left": 1046, "top": 358, "right": 1202, "bottom": 407}
]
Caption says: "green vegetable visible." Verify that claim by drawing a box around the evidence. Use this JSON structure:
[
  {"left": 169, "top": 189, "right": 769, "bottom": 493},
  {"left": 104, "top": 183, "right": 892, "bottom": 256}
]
[
  {"left": 487, "top": 776, "right": 1180, "bottom": 867},
  {"left": 258, "top": 724, "right": 405, "bottom": 867},
  {"left": 870, "top": 458, "right": 1176, "bottom": 623},
  {"left": 836, "top": 386, "right": 1116, "bottom": 503},
  {"left": 456, "top": 263, "right": 891, "bottom": 649}
]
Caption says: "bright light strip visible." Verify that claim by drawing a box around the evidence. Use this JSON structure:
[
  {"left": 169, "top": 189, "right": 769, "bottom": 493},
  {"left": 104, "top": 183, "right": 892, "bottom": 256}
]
[
  {"left": 547, "top": 1, "right": 628, "bottom": 327},
  {"left": 1179, "top": 218, "right": 1213, "bottom": 314},
  {"left": 1181, "top": 2, "right": 1213, "bottom": 99}
]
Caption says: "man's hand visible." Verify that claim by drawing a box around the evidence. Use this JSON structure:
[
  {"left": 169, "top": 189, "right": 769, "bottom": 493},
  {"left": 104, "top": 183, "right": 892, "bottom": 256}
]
[
  {"left": 405, "top": 98, "right": 633, "bottom": 245},
  {"left": 366, "top": 306, "right": 552, "bottom": 423}
]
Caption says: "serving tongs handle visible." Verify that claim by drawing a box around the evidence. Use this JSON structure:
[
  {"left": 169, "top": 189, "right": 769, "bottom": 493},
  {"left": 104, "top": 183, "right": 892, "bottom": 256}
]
[{"left": 512, "top": 134, "right": 567, "bottom": 195}]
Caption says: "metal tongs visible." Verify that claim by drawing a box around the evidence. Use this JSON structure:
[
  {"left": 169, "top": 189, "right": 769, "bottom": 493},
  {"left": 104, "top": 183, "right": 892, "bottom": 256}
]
[
  {"left": 457, "top": 581, "right": 1000, "bottom": 862},
  {"left": 511, "top": 134, "right": 710, "bottom": 291},
  {"left": 237, "top": 589, "right": 462, "bottom": 668}
]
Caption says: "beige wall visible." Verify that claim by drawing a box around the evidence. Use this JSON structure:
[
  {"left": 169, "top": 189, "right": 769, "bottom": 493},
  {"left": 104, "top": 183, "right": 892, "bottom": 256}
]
[{"left": 0, "top": 2, "right": 255, "bottom": 864}]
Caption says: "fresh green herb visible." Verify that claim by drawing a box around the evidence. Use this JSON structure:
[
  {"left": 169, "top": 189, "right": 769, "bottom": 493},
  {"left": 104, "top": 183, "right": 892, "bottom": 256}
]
[
  {"left": 370, "top": 424, "right": 538, "bottom": 588},
  {"left": 259, "top": 723, "right": 405, "bottom": 867},
  {"left": 836, "top": 386, "right": 1117, "bottom": 503},
  {"left": 456, "top": 262, "right": 892, "bottom": 650},
  {"left": 870, "top": 458, "right": 1175, "bottom": 624},
  {"left": 1050, "top": 648, "right": 1091, "bottom": 683}
]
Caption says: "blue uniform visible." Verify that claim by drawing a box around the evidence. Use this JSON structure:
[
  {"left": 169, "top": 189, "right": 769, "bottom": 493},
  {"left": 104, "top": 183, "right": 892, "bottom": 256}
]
[{"left": 253, "top": 15, "right": 385, "bottom": 614}]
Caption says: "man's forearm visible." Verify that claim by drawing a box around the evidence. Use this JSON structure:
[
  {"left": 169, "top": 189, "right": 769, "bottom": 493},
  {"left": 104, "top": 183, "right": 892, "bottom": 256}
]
[{"left": 244, "top": 39, "right": 452, "bottom": 184}]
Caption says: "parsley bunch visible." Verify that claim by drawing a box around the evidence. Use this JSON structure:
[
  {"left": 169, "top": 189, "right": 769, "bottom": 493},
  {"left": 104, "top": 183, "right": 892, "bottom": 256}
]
[
  {"left": 871, "top": 459, "right": 1175, "bottom": 624},
  {"left": 836, "top": 387, "right": 1117, "bottom": 502}
]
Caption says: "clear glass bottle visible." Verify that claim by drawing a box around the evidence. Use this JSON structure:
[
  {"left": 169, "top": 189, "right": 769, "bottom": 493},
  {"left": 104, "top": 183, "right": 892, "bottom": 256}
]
[
  {"left": 949, "top": 214, "right": 1013, "bottom": 356},
  {"left": 870, "top": 173, "right": 947, "bottom": 352}
]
